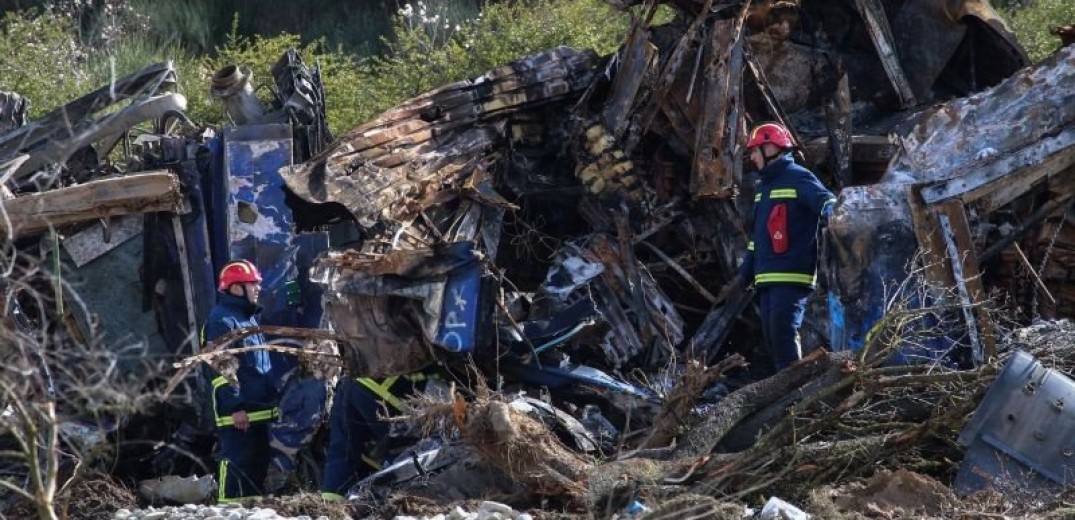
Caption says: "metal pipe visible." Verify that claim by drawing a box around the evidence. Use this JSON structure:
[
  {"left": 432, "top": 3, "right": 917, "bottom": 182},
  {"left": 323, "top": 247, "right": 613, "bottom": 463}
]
[{"left": 210, "top": 65, "right": 265, "bottom": 125}]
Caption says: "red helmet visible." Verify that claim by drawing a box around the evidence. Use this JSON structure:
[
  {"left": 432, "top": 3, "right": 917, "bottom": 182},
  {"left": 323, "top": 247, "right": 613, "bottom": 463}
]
[
  {"left": 746, "top": 122, "right": 795, "bottom": 150},
  {"left": 218, "top": 260, "right": 262, "bottom": 292}
]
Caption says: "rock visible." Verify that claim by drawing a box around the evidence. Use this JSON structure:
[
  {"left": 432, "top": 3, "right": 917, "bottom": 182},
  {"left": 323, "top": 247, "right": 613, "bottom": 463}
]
[
  {"left": 142, "top": 511, "right": 169, "bottom": 520},
  {"left": 204, "top": 516, "right": 226, "bottom": 520},
  {"left": 480, "top": 502, "right": 515, "bottom": 516},
  {"left": 226, "top": 512, "right": 243, "bottom": 520},
  {"left": 248, "top": 508, "right": 278, "bottom": 520},
  {"left": 449, "top": 507, "right": 472, "bottom": 520},
  {"left": 518, "top": 515, "right": 533, "bottom": 520},
  {"left": 114, "top": 509, "right": 132, "bottom": 520}
]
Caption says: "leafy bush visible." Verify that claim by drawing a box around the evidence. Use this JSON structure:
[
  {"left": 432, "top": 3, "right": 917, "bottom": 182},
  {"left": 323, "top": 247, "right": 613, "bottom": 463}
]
[
  {"left": 351, "top": 0, "right": 630, "bottom": 125},
  {"left": 0, "top": 11, "right": 91, "bottom": 119},
  {"left": 1001, "top": 0, "right": 1075, "bottom": 62},
  {"left": 0, "top": 0, "right": 630, "bottom": 135}
]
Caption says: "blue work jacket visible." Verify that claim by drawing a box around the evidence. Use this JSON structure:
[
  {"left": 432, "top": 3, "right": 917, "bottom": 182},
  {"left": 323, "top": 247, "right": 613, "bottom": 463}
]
[
  {"left": 738, "top": 153, "right": 836, "bottom": 288},
  {"left": 203, "top": 293, "right": 281, "bottom": 428}
]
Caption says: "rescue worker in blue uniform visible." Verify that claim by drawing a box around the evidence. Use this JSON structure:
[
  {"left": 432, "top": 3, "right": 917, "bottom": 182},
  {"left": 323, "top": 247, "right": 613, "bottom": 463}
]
[
  {"left": 321, "top": 373, "right": 432, "bottom": 500},
  {"left": 203, "top": 259, "right": 281, "bottom": 502},
  {"left": 722, "top": 123, "right": 836, "bottom": 370}
]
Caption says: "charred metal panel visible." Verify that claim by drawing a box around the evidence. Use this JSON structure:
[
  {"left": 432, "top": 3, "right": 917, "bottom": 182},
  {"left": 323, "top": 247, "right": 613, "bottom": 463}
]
[
  {"left": 890, "top": 0, "right": 966, "bottom": 103},
  {"left": 223, "top": 124, "right": 328, "bottom": 329},
  {"left": 315, "top": 242, "right": 483, "bottom": 378},
  {"left": 0, "top": 91, "right": 28, "bottom": 134},
  {"left": 603, "top": 25, "right": 657, "bottom": 138},
  {"left": 956, "top": 350, "right": 1075, "bottom": 493},
  {"left": 825, "top": 185, "right": 916, "bottom": 354},
  {"left": 281, "top": 47, "right": 598, "bottom": 231},
  {"left": 62, "top": 215, "right": 143, "bottom": 268},
  {"left": 853, "top": 0, "right": 917, "bottom": 108},
  {"left": 887, "top": 45, "right": 1075, "bottom": 189}
]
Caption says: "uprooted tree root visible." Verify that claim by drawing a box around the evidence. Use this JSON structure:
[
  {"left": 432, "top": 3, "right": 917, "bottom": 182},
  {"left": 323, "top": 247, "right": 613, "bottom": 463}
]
[{"left": 465, "top": 400, "right": 593, "bottom": 498}]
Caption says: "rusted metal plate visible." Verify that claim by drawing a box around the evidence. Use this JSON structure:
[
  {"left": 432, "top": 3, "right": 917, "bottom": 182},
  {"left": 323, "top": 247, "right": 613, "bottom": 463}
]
[
  {"left": 692, "top": 14, "right": 746, "bottom": 199},
  {"left": 603, "top": 24, "right": 657, "bottom": 138}
]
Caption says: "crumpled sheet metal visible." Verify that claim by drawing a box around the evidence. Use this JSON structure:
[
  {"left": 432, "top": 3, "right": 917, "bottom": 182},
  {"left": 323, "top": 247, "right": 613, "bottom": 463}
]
[
  {"left": 544, "top": 236, "right": 685, "bottom": 368},
  {"left": 281, "top": 47, "right": 598, "bottom": 229},
  {"left": 885, "top": 45, "right": 1075, "bottom": 187},
  {"left": 314, "top": 243, "right": 482, "bottom": 378}
]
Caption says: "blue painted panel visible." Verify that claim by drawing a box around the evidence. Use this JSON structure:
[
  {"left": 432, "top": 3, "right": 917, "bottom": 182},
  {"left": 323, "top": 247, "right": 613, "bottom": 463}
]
[
  {"left": 221, "top": 125, "right": 328, "bottom": 332},
  {"left": 434, "top": 262, "right": 482, "bottom": 353}
]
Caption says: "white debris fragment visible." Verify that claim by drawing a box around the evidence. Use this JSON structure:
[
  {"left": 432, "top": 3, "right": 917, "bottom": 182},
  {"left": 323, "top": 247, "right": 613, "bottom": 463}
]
[{"left": 975, "top": 147, "right": 999, "bottom": 160}]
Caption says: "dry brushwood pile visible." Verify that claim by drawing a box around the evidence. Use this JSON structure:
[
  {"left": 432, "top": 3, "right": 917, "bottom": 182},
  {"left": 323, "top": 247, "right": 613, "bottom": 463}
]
[{"left": 381, "top": 320, "right": 1075, "bottom": 519}]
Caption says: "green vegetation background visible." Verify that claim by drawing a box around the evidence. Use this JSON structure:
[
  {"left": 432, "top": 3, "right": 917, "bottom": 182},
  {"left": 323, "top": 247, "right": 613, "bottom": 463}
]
[{"left": 0, "top": 0, "right": 1071, "bottom": 136}]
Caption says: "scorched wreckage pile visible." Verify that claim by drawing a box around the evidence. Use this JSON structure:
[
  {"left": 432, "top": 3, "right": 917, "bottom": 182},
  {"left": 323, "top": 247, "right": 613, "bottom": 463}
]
[{"left": 2, "top": 0, "right": 1075, "bottom": 517}]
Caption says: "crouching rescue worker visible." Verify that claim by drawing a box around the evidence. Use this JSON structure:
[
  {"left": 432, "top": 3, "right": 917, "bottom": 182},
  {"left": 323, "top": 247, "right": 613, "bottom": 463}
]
[
  {"left": 321, "top": 373, "right": 435, "bottom": 500},
  {"left": 204, "top": 259, "right": 280, "bottom": 502},
  {"left": 721, "top": 122, "right": 836, "bottom": 371}
]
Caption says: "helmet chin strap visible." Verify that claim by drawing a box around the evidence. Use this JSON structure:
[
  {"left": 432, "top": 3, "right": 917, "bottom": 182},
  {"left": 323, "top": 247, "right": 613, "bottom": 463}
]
[
  {"left": 234, "top": 284, "right": 254, "bottom": 302},
  {"left": 762, "top": 146, "right": 781, "bottom": 164}
]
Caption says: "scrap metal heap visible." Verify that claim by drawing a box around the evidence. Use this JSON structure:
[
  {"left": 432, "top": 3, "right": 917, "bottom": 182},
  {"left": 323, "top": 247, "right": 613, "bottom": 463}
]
[
  {"left": 282, "top": 0, "right": 1070, "bottom": 382},
  {"left": 2, "top": 0, "right": 1075, "bottom": 514},
  {"left": 275, "top": 0, "right": 1075, "bottom": 512}
]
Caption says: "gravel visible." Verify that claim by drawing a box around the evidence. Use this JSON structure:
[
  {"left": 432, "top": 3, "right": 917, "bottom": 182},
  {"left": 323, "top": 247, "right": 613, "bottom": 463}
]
[{"left": 113, "top": 500, "right": 535, "bottom": 520}]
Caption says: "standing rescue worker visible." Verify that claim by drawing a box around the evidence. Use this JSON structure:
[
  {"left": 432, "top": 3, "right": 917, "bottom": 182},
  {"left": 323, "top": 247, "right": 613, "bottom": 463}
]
[
  {"left": 203, "top": 259, "right": 281, "bottom": 502},
  {"left": 722, "top": 122, "right": 835, "bottom": 370}
]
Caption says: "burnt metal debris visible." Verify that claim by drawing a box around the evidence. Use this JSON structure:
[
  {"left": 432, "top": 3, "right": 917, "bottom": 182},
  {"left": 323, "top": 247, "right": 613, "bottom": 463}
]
[{"left": 2, "top": 0, "right": 1075, "bottom": 514}]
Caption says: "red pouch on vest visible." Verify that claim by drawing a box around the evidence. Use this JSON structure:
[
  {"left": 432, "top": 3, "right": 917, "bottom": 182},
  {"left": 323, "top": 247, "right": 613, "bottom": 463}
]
[{"left": 768, "top": 203, "right": 789, "bottom": 254}]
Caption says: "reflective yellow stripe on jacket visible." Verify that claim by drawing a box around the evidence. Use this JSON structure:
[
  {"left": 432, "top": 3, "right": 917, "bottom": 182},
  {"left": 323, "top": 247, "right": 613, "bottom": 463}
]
[
  {"left": 356, "top": 376, "right": 404, "bottom": 411},
  {"left": 769, "top": 188, "right": 798, "bottom": 199},
  {"left": 355, "top": 372, "right": 431, "bottom": 413},
  {"left": 211, "top": 376, "right": 279, "bottom": 427},
  {"left": 754, "top": 272, "right": 816, "bottom": 286}
]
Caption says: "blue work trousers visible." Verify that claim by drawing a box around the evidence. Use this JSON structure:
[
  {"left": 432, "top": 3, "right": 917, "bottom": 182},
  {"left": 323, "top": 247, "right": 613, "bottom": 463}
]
[
  {"left": 758, "top": 284, "right": 812, "bottom": 370},
  {"left": 217, "top": 422, "right": 270, "bottom": 502},
  {"left": 321, "top": 379, "right": 389, "bottom": 496}
]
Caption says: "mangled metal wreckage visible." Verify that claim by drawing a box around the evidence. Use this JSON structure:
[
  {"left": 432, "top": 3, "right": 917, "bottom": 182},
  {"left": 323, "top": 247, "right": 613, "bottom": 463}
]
[
  {"left": 266, "top": 0, "right": 1075, "bottom": 496},
  {"left": 2, "top": 0, "right": 1075, "bottom": 505},
  {"left": 0, "top": 50, "right": 338, "bottom": 491},
  {"left": 282, "top": 0, "right": 1071, "bottom": 386}
]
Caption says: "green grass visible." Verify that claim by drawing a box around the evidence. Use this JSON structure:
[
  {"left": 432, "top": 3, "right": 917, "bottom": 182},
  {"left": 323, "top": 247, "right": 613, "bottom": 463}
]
[{"left": 1000, "top": 0, "right": 1075, "bottom": 62}]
